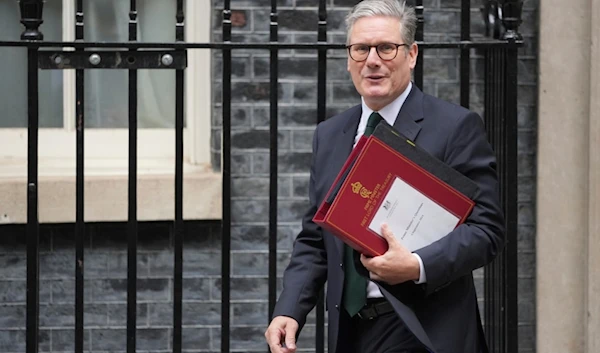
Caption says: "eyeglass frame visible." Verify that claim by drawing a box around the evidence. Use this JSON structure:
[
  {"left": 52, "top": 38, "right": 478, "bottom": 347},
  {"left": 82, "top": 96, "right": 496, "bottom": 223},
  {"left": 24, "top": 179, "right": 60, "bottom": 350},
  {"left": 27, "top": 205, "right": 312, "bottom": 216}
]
[{"left": 346, "top": 42, "right": 410, "bottom": 62}]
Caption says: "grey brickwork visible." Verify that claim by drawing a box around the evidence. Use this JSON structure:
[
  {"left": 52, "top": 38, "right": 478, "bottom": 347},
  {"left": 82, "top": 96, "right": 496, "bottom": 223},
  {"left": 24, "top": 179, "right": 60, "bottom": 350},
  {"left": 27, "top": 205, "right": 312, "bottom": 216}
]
[
  {"left": 0, "top": 221, "right": 222, "bottom": 352},
  {"left": 0, "top": 0, "right": 537, "bottom": 352},
  {"left": 515, "top": 1, "right": 538, "bottom": 351}
]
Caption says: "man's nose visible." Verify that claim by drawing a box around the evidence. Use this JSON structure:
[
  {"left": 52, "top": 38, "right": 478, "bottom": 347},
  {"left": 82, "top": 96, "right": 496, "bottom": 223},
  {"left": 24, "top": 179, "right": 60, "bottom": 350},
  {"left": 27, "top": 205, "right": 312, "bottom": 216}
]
[{"left": 365, "top": 47, "right": 381, "bottom": 66}]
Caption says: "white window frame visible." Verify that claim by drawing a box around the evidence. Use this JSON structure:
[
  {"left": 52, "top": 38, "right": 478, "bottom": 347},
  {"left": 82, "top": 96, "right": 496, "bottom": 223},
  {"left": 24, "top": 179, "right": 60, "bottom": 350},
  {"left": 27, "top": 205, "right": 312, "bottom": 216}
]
[{"left": 0, "top": 0, "right": 219, "bottom": 224}]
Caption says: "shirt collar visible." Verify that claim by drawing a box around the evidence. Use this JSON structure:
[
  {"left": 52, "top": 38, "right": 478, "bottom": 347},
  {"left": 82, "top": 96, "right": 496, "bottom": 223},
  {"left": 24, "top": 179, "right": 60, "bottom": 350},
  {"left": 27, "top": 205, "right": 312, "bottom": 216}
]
[{"left": 358, "top": 81, "right": 413, "bottom": 137}]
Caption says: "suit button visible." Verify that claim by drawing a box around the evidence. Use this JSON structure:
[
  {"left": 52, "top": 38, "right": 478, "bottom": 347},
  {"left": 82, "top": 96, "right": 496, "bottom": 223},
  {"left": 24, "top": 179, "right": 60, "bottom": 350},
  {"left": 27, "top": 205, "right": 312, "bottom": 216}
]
[
  {"left": 339, "top": 263, "right": 343, "bottom": 268},
  {"left": 335, "top": 304, "right": 339, "bottom": 310}
]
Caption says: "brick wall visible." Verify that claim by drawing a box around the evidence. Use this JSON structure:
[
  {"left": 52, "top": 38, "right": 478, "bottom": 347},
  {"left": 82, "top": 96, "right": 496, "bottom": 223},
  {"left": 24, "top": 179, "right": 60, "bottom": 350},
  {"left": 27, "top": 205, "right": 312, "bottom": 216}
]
[
  {"left": 0, "top": 0, "right": 538, "bottom": 352},
  {"left": 0, "top": 221, "right": 222, "bottom": 352},
  {"left": 514, "top": 2, "right": 538, "bottom": 352}
]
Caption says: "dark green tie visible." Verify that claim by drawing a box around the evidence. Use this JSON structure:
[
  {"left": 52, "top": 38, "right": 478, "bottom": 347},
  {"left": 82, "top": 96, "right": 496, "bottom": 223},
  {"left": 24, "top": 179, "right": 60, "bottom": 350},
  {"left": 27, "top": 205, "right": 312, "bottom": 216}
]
[
  {"left": 342, "top": 112, "right": 383, "bottom": 317},
  {"left": 364, "top": 111, "right": 383, "bottom": 136}
]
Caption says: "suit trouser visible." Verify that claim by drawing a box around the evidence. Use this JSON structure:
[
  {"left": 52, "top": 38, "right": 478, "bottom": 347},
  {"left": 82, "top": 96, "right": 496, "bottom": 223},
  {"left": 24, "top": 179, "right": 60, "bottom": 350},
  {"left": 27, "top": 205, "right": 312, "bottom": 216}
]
[{"left": 336, "top": 299, "right": 428, "bottom": 353}]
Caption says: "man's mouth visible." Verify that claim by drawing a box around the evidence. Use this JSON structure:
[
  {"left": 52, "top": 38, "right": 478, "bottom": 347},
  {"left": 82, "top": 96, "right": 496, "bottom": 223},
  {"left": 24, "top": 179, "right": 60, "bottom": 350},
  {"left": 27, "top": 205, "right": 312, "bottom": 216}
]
[{"left": 365, "top": 74, "right": 385, "bottom": 81}]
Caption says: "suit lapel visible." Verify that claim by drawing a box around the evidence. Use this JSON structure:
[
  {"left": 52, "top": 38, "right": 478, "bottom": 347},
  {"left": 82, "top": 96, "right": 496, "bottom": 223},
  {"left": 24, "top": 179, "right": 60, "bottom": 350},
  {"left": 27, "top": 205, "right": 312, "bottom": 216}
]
[
  {"left": 325, "top": 106, "right": 361, "bottom": 259},
  {"left": 393, "top": 84, "right": 424, "bottom": 142}
]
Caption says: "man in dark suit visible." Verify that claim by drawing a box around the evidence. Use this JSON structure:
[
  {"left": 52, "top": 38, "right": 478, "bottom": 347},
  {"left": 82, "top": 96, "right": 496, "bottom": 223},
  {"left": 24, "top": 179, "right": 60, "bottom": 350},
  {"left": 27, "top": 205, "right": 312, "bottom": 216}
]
[{"left": 264, "top": 1, "right": 505, "bottom": 352}]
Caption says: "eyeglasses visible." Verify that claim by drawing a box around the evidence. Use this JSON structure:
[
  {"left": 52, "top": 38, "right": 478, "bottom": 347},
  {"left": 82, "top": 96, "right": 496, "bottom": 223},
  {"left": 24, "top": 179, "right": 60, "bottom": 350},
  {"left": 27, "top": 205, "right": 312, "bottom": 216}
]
[{"left": 346, "top": 42, "right": 409, "bottom": 62}]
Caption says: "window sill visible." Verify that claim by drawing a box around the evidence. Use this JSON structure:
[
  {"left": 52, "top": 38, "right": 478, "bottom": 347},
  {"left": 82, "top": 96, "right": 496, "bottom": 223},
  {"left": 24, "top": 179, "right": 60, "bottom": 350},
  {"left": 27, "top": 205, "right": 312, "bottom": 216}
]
[{"left": 0, "top": 158, "right": 222, "bottom": 224}]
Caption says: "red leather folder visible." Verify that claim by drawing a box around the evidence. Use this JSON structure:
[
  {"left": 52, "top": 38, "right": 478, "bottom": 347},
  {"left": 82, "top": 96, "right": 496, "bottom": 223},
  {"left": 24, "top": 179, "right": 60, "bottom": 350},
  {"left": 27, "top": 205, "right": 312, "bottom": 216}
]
[{"left": 313, "top": 124, "right": 477, "bottom": 257}]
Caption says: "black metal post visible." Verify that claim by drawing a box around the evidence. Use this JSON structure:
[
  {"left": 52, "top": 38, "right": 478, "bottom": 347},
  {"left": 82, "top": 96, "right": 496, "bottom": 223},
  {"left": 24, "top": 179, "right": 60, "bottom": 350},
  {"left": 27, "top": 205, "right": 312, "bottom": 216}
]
[
  {"left": 460, "top": 0, "right": 471, "bottom": 108},
  {"left": 221, "top": 2, "right": 232, "bottom": 352},
  {"left": 414, "top": 0, "right": 424, "bottom": 89},
  {"left": 25, "top": 45, "right": 41, "bottom": 353},
  {"left": 483, "top": 44, "right": 520, "bottom": 353},
  {"left": 74, "top": 2, "right": 85, "bottom": 353},
  {"left": 268, "top": 0, "right": 279, "bottom": 324},
  {"left": 317, "top": 0, "right": 327, "bottom": 126},
  {"left": 484, "top": 47, "right": 503, "bottom": 353},
  {"left": 501, "top": 45, "right": 519, "bottom": 353},
  {"left": 173, "top": 2, "right": 185, "bottom": 353},
  {"left": 500, "top": 2, "right": 522, "bottom": 352},
  {"left": 19, "top": 3, "right": 43, "bottom": 353},
  {"left": 316, "top": 0, "right": 328, "bottom": 351},
  {"left": 127, "top": 2, "right": 139, "bottom": 353}
]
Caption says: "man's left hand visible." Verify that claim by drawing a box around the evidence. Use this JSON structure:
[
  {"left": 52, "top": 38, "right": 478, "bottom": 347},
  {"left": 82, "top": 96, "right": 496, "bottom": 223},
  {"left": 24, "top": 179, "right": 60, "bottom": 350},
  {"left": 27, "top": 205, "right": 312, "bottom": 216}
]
[{"left": 360, "top": 223, "right": 420, "bottom": 285}]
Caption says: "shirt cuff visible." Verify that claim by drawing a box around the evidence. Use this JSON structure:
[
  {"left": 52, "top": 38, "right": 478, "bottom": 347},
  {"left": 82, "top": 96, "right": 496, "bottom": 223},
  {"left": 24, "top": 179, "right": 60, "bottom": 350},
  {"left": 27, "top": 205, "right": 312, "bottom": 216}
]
[{"left": 412, "top": 253, "right": 427, "bottom": 284}]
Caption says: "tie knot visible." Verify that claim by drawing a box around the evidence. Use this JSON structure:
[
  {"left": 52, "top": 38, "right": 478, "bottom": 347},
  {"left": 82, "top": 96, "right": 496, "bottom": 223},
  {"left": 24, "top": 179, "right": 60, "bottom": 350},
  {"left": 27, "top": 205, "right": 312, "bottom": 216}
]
[
  {"left": 364, "top": 112, "right": 383, "bottom": 136},
  {"left": 367, "top": 112, "right": 383, "bottom": 127}
]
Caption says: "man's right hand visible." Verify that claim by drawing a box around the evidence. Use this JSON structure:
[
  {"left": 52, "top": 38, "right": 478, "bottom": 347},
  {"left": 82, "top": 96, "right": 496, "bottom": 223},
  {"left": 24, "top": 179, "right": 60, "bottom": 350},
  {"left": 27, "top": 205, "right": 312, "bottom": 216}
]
[{"left": 265, "top": 316, "right": 299, "bottom": 353}]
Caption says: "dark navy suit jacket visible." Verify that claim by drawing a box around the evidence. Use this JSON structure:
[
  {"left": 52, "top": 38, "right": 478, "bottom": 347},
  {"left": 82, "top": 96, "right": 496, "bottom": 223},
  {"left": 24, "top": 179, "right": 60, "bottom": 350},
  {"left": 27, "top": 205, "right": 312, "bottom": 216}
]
[{"left": 272, "top": 85, "right": 505, "bottom": 353}]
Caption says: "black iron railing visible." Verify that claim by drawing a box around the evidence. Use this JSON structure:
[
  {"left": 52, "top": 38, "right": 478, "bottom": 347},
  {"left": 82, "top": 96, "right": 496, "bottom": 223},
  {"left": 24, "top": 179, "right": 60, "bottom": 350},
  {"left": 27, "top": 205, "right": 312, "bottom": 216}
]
[{"left": 0, "top": 0, "right": 523, "bottom": 352}]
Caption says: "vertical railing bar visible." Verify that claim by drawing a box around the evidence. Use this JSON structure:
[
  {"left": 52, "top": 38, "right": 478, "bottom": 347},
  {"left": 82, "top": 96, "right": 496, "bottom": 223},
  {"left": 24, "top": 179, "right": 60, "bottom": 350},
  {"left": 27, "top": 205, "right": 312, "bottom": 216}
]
[
  {"left": 460, "top": 0, "right": 470, "bottom": 108},
  {"left": 317, "top": 0, "right": 327, "bottom": 126},
  {"left": 127, "top": 2, "right": 138, "bottom": 353},
  {"left": 491, "top": 49, "right": 497, "bottom": 351},
  {"left": 315, "top": 0, "right": 328, "bottom": 351},
  {"left": 20, "top": 4, "right": 44, "bottom": 353},
  {"left": 74, "top": 1, "right": 85, "bottom": 353},
  {"left": 483, "top": 46, "right": 490, "bottom": 348},
  {"left": 502, "top": 0, "right": 523, "bottom": 353},
  {"left": 504, "top": 45, "right": 519, "bottom": 353},
  {"left": 495, "top": 5, "right": 529, "bottom": 349},
  {"left": 489, "top": 48, "right": 496, "bottom": 353},
  {"left": 500, "top": 48, "right": 506, "bottom": 353},
  {"left": 221, "top": 1, "right": 232, "bottom": 352},
  {"left": 496, "top": 49, "right": 507, "bottom": 352},
  {"left": 414, "top": 1, "right": 424, "bottom": 89},
  {"left": 268, "top": 0, "right": 279, "bottom": 322},
  {"left": 26, "top": 44, "right": 40, "bottom": 353},
  {"left": 495, "top": 55, "right": 501, "bottom": 347},
  {"left": 487, "top": 48, "right": 494, "bottom": 352},
  {"left": 493, "top": 48, "right": 501, "bottom": 353},
  {"left": 173, "top": 1, "right": 185, "bottom": 353},
  {"left": 489, "top": 50, "right": 502, "bottom": 353},
  {"left": 494, "top": 49, "right": 505, "bottom": 352},
  {"left": 484, "top": 46, "right": 499, "bottom": 352}
]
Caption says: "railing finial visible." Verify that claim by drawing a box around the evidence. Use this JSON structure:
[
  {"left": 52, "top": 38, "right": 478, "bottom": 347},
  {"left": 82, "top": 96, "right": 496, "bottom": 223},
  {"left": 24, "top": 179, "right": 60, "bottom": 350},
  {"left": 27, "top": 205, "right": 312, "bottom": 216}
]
[
  {"left": 500, "top": 0, "right": 523, "bottom": 41},
  {"left": 19, "top": 0, "right": 44, "bottom": 41}
]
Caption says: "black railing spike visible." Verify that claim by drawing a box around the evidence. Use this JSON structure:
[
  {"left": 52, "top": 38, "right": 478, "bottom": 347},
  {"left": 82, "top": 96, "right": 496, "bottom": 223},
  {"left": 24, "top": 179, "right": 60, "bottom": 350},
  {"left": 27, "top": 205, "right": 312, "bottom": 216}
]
[
  {"left": 500, "top": 0, "right": 523, "bottom": 41},
  {"left": 19, "top": 0, "right": 44, "bottom": 40}
]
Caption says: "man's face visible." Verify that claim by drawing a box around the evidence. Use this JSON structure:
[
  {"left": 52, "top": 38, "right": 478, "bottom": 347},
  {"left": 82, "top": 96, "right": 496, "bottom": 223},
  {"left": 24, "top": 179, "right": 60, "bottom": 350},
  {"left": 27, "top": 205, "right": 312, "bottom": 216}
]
[{"left": 347, "top": 16, "right": 418, "bottom": 111}]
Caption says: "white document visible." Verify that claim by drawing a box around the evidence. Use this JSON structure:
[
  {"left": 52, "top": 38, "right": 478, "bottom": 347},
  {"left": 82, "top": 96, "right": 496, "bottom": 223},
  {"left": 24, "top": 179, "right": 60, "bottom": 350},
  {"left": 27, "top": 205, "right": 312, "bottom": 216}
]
[{"left": 368, "top": 177, "right": 460, "bottom": 252}]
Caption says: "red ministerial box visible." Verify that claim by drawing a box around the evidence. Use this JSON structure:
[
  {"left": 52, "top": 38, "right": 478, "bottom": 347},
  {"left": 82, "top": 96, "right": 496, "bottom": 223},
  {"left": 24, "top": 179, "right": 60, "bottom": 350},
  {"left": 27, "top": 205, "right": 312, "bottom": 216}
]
[{"left": 313, "top": 130, "right": 476, "bottom": 257}]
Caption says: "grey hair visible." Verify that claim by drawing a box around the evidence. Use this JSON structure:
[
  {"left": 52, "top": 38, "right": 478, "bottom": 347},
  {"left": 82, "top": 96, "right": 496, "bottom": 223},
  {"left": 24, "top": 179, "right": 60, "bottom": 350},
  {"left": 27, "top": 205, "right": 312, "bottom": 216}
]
[{"left": 345, "top": 0, "right": 417, "bottom": 46}]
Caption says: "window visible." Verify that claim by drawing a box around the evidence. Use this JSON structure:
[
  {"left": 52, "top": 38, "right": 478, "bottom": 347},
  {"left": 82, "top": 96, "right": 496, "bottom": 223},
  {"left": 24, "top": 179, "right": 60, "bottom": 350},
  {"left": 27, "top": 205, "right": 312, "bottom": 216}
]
[{"left": 0, "top": 0, "right": 218, "bottom": 223}]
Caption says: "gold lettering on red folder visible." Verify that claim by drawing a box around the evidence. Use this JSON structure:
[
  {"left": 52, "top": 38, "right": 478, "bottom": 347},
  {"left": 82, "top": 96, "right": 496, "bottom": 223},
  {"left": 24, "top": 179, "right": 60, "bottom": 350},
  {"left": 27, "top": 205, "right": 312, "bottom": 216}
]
[
  {"left": 360, "top": 173, "right": 393, "bottom": 227},
  {"left": 350, "top": 181, "right": 372, "bottom": 199}
]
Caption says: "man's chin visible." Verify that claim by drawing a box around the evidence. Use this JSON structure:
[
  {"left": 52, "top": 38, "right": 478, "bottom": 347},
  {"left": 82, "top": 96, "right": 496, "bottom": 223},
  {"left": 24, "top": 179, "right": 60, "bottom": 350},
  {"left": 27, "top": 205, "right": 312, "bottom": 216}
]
[
  {"left": 363, "top": 96, "right": 392, "bottom": 110},
  {"left": 362, "top": 86, "right": 389, "bottom": 97},
  {"left": 363, "top": 92, "right": 390, "bottom": 102}
]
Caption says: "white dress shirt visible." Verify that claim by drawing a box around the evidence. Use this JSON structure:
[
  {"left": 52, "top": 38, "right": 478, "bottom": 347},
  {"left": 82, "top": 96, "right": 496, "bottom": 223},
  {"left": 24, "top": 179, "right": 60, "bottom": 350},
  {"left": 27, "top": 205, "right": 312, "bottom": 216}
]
[{"left": 351, "top": 82, "right": 427, "bottom": 299}]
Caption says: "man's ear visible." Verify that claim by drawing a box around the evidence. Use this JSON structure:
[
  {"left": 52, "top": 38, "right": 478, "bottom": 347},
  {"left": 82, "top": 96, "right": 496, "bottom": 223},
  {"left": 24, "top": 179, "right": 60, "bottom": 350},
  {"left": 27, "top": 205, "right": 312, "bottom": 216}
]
[{"left": 409, "top": 42, "right": 419, "bottom": 69}]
